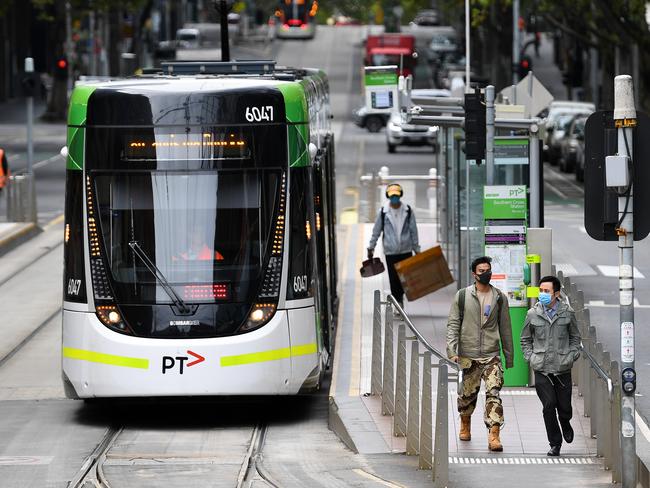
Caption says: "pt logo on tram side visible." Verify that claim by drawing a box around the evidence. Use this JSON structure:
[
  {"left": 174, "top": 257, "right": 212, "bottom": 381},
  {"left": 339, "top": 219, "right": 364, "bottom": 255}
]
[{"left": 162, "top": 350, "right": 205, "bottom": 374}]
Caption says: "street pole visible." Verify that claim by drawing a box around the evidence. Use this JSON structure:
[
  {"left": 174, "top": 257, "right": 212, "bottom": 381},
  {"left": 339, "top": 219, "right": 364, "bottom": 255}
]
[
  {"left": 465, "top": 0, "right": 470, "bottom": 92},
  {"left": 613, "top": 74, "right": 636, "bottom": 488},
  {"left": 485, "top": 85, "right": 495, "bottom": 185},
  {"left": 512, "top": 0, "right": 520, "bottom": 85},
  {"left": 65, "top": 1, "right": 73, "bottom": 98},
  {"left": 25, "top": 57, "right": 37, "bottom": 223},
  {"left": 217, "top": 0, "right": 231, "bottom": 62},
  {"left": 529, "top": 122, "right": 540, "bottom": 227}
]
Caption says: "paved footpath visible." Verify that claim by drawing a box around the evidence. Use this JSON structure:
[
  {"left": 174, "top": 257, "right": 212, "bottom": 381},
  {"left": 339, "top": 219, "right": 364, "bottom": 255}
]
[{"left": 330, "top": 222, "right": 614, "bottom": 487}]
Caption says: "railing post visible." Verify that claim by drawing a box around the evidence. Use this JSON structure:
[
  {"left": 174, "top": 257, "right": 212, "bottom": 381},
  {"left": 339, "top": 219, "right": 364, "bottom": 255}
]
[
  {"left": 382, "top": 304, "right": 395, "bottom": 416},
  {"left": 406, "top": 341, "right": 420, "bottom": 455},
  {"left": 394, "top": 323, "right": 408, "bottom": 436},
  {"left": 371, "top": 290, "right": 383, "bottom": 395},
  {"left": 419, "top": 352, "right": 433, "bottom": 470},
  {"left": 433, "top": 363, "right": 449, "bottom": 488},
  {"left": 595, "top": 342, "right": 605, "bottom": 457},
  {"left": 611, "top": 360, "right": 622, "bottom": 484},
  {"left": 601, "top": 351, "right": 612, "bottom": 471},
  {"left": 582, "top": 309, "right": 593, "bottom": 415},
  {"left": 588, "top": 327, "right": 598, "bottom": 435}
]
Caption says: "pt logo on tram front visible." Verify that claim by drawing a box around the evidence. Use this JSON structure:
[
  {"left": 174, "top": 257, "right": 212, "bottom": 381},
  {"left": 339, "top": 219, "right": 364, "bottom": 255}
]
[{"left": 162, "top": 350, "right": 205, "bottom": 374}]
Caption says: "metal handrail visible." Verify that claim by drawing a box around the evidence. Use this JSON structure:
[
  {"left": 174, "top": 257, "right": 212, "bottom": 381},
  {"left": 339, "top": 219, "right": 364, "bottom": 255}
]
[
  {"left": 580, "top": 342, "right": 613, "bottom": 397},
  {"left": 387, "top": 295, "right": 459, "bottom": 371}
]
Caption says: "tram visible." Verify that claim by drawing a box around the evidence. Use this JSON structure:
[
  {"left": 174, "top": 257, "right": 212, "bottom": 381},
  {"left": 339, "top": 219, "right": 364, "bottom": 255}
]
[
  {"left": 61, "top": 61, "right": 337, "bottom": 398},
  {"left": 275, "top": 0, "right": 318, "bottom": 40}
]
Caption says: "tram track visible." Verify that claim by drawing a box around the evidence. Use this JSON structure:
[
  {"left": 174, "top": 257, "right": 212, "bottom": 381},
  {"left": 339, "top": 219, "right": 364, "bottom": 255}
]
[
  {"left": 67, "top": 426, "right": 122, "bottom": 488},
  {"left": 65, "top": 420, "right": 280, "bottom": 488}
]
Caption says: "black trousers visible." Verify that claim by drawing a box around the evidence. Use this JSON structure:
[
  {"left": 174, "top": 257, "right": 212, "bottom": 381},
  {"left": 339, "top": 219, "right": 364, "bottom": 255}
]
[
  {"left": 534, "top": 371, "right": 573, "bottom": 447},
  {"left": 385, "top": 252, "right": 411, "bottom": 304}
]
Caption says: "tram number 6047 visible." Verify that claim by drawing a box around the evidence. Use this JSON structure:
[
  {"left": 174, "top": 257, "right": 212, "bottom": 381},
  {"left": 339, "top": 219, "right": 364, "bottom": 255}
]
[
  {"left": 293, "top": 275, "right": 308, "bottom": 293},
  {"left": 245, "top": 105, "right": 274, "bottom": 122}
]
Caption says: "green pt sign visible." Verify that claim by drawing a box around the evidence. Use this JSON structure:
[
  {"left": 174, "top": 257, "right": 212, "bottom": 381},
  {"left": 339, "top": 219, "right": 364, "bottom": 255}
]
[{"left": 483, "top": 185, "right": 527, "bottom": 220}]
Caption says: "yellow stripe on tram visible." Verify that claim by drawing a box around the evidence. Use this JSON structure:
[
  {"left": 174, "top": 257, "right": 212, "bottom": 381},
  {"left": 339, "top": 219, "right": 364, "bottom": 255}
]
[
  {"left": 63, "top": 347, "right": 149, "bottom": 369},
  {"left": 220, "top": 343, "right": 317, "bottom": 367}
]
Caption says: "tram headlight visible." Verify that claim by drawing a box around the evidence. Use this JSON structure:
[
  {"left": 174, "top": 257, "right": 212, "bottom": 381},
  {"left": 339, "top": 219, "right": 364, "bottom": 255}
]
[
  {"left": 241, "top": 303, "right": 277, "bottom": 332},
  {"left": 96, "top": 305, "right": 130, "bottom": 333}
]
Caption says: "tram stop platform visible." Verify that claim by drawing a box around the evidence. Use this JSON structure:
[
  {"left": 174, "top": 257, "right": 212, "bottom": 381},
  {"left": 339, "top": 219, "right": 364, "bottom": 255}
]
[{"left": 329, "top": 223, "right": 613, "bottom": 487}]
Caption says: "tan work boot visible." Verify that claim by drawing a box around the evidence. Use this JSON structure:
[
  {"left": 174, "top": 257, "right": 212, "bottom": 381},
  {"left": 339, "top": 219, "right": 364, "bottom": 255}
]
[
  {"left": 459, "top": 415, "right": 471, "bottom": 441},
  {"left": 488, "top": 426, "right": 503, "bottom": 452}
]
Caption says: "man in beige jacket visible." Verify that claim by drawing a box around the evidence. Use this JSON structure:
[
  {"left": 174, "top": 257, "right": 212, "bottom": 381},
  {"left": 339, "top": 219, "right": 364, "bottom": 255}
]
[{"left": 446, "top": 256, "right": 514, "bottom": 452}]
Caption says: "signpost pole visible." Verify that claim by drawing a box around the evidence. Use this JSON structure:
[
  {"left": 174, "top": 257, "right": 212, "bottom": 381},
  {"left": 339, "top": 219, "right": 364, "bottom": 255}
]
[
  {"left": 486, "top": 85, "right": 495, "bottom": 185},
  {"left": 529, "top": 124, "right": 541, "bottom": 227},
  {"left": 613, "top": 75, "right": 636, "bottom": 488}
]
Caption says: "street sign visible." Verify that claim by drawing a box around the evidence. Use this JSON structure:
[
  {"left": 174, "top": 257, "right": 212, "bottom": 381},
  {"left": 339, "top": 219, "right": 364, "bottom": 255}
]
[
  {"left": 494, "top": 137, "right": 529, "bottom": 165},
  {"left": 584, "top": 110, "right": 650, "bottom": 241},
  {"left": 364, "top": 66, "right": 398, "bottom": 114},
  {"left": 497, "top": 72, "right": 554, "bottom": 118}
]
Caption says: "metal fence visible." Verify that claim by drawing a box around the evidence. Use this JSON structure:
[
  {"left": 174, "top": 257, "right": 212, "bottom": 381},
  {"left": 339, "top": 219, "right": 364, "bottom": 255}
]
[
  {"left": 557, "top": 267, "right": 650, "bottom": 486},
  {"left": 370, "top": 290, "right": 458, "bottom": 488}
]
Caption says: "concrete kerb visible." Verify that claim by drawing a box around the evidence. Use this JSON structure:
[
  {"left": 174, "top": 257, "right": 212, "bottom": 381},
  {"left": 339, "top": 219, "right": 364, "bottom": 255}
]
[{"left": 0, "top": 222, "right": 41, "bottom": 257}]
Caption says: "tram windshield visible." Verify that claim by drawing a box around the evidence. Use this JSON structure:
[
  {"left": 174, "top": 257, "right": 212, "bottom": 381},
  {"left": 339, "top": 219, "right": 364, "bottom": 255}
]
[{"left": 93, "top": 169, "right": 281, "bottom": 304}]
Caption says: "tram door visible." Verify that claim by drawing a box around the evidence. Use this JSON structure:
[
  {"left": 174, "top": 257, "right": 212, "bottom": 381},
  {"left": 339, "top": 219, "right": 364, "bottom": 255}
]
[{"left": 313, "top": 155, "right": 332, "bottom": 354}]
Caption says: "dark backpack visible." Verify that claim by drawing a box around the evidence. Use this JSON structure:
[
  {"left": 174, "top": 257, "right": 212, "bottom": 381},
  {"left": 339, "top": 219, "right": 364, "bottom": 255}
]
[{"left": 458, "top": 287, "right": 503, "bottom": 325}]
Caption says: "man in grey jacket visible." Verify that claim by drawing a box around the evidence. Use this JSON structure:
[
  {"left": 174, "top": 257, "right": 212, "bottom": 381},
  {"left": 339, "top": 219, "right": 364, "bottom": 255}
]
[
  {"left": 367, "top": 183, "right": 420, "bottom": 307},
  {"left": 446, "top": 256, "right": 514, "bottom": 452},
  {"left": 521, "top": 275, "right": 581, "bottom": 457}
]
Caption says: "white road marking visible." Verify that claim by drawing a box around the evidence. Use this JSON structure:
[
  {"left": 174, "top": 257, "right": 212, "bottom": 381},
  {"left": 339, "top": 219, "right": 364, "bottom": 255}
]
[
  {"left": 0, "top": 456, "right": 53, "bottom": 465},
  {"left": 587, "top": 299, "right": 650, "bottom": 309},
  {"left": 597, "top": 265, "right": 645, "bottom": 279},
  {"left": 555, "top": 263, "right": 579, "bottom": 276},
  {"left": 449, "top": 456, "right": 596, "bottom": 465},
  {"left": 352, "top": 469, "right": 406, "bottom": 488}
]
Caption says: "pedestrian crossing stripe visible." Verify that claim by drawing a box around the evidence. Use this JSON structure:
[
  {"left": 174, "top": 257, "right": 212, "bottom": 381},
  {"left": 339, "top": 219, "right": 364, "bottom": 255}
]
[{"left": 449, "top": 457, "right": 597, "bottom": 464}]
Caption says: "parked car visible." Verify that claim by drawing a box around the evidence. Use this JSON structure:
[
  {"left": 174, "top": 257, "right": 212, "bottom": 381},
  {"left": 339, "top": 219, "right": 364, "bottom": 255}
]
[
  {"left": 385, "top": 89, "right": 447, "bottom": 153},
  {"left": 558, "top": 114, "right": 587, "bottom": 175},
  {"left": 353, "top": 105, "right": 390, "bottom": 133},
  {"left": 542, "top": 101, "right": 594, "bottom": 164},
  {"left": 412, "top": 9, "right": 440, "bottom": 26}
]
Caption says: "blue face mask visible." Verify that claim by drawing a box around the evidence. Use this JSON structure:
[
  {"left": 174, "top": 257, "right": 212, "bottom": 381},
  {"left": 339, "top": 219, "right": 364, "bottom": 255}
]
[
  {"left": 389, "top": 195, "right": 401, "bottom": 205},
  {"left": 538, "top": 292, "right": 552, "bottom": 306}
]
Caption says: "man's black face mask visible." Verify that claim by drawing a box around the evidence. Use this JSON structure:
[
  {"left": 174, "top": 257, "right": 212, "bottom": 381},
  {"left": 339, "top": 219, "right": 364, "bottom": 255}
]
[{"left": 476, "top": 271, "right": 492, "bottom": 285}]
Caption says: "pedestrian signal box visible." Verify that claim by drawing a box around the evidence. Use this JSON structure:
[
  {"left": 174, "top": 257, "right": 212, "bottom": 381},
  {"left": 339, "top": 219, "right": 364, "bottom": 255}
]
[{"left": 584, "top": 111, "right": 650, "bottom": 241}]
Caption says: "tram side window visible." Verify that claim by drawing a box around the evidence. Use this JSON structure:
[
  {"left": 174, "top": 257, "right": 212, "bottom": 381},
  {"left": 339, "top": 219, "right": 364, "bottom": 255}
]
[
  {"left": 287, "top": 167, "right": 314, "bottom": 300},
  {"left": 63, "top": 170, "right": 87, "bottom": 302}
]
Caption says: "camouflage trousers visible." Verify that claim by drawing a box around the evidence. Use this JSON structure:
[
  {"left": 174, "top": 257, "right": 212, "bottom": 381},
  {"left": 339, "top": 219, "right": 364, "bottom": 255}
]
[{"left": 457, "top": 356, "right": 504, "bottom": 428}]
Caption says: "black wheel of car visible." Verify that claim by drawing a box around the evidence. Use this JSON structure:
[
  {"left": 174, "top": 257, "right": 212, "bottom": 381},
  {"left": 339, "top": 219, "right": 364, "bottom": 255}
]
[
  {"left": 366, "top": 116, "right": 383, "bottom": 133},
  {"left": 387, "top": 143, "right": 396, "bottom": 153}
]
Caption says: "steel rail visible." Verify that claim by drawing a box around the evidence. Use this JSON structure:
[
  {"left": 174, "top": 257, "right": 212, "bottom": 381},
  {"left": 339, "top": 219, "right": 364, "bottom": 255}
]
[
  {"left": 387, "top": 295, "right": 458, "bottom": 371},
  {"left": 68, "top": 426, "right": 122, "bottom": 488}
]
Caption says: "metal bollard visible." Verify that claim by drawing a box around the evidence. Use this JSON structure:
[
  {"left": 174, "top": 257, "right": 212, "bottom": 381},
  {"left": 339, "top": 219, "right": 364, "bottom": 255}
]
[
  {"left": 382, "top": 304, "right": 395, "bottom": 416},
  {"left": 371, "top": 290, "right": 383, "bottom": 395},
  {"left": 433, "top": 363, "right": 449, "bottom": 488},
  {"left": 406, "top": 340, "right": 420, "bottom": 455},
  {"left": 394, "top": 323, "right": 408, "bottom": 436},
  {"left": 419, "top": 352, "right": 433, "bottom": 470},
  {"left": 582, "top": 309, "right": 593, "bottom": 414}
]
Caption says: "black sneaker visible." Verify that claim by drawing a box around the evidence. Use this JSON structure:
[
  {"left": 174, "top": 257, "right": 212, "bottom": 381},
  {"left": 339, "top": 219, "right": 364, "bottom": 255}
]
[
  {"left": 547, "top": 445, "right": 561, "bottom": 456},
  {"left": 561, "top": 422, "right": 574, "bottom": 444}
]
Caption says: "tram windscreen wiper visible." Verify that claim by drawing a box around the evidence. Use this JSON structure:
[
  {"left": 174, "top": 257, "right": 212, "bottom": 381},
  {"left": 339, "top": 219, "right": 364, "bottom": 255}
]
[{"left": 128, "top": 241, "right": 191, "bottom": 314}]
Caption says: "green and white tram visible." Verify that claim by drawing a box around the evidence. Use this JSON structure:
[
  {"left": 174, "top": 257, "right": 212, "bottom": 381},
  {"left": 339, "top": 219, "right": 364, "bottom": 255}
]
[{"left": 62, "top": 61, "right": 337, "bottom": 398}]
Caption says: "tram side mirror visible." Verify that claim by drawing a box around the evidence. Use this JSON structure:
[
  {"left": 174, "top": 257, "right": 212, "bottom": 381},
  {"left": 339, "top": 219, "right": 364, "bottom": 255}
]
[{"left": 309, "top": 142, "right": 318, "bottom": 161}]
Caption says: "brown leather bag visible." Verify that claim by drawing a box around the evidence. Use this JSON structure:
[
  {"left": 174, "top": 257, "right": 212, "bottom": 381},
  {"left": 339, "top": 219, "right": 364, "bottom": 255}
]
[{"left": 359, "top": 257, "right": 385, "bottom": 278}]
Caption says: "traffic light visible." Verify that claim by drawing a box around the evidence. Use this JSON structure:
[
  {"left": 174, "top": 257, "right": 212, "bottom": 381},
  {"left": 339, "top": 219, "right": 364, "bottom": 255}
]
[
  {"left": 54, "top": 57, "right": 68, "bottom": 80},
  {"left": 20, "top": 73, "right": 39, "bottom": 98},
  {"left": 518, "top": 56, "right": 532, "bottom": 79},
  {"left": 464, "top": 91, "right": 486, "bottom": 162}
]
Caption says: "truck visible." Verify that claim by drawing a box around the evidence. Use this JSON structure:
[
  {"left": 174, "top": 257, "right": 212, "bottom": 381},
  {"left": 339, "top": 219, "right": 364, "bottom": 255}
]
[{"left": 364, "top": 34, "right": 417, "bottom": 77}]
